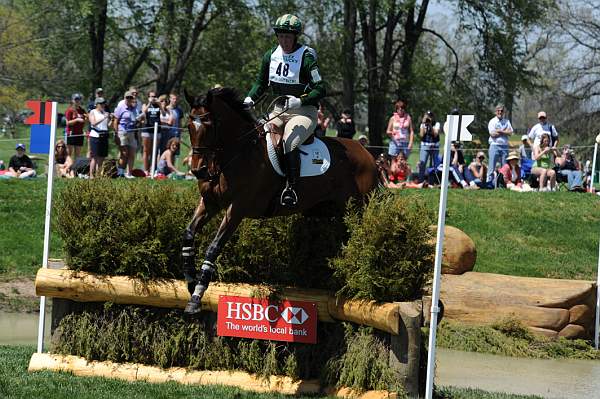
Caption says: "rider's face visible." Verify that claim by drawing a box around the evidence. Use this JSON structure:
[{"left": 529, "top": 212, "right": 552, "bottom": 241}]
[{"left": 277, "top": 33, "right": 296, "bottom": 53}]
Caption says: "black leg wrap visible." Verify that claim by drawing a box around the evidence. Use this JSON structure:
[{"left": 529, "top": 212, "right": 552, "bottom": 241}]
[
  {"left": 184, "top": 260, "right": 216, "bottom": 315},
  {"left": 182, "top": 229, "right": 197, "bottom": 295}
]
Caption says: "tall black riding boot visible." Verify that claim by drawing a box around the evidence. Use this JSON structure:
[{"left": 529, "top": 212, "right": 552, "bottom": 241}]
[{"left": 280, "top": 148, "right": 300, "bottom": 207}]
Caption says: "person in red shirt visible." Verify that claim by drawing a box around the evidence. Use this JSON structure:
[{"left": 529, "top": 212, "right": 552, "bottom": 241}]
[
  {"left": 386, "top": 152, "right": 424, "bottom": 189},
  {"left": 65, "top": 93, "right": 88, "bottom": 160}
]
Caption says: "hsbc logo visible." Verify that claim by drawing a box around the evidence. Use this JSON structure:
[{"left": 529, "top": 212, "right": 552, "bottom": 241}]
[
  {"left": 218, "top": 296, "right": 317, "bottom": 344},
  {"left": 225, "top": 302, "right": 309, "bottom": 325},
  {"left": 281, "top": 307, "right": 309, "bottom": 324}
]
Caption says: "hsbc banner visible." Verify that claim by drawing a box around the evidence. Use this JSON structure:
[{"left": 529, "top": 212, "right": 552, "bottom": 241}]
[{"left": 217, "top": 295, "right": 318, "bottom": 344}]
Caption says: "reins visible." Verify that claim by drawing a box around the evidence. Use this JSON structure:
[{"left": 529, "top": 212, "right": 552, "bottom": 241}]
[{"left": 188, "top": 95, "right": 291, "bottom": 183}]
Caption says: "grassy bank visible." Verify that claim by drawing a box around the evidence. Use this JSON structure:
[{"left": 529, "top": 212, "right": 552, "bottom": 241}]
[
  {"left": 0, "top": 345, "right": 542, "bottom": 399},
  {"left": 399, "top": 189, "right": 599, "bottom": 280},
  {"left": 1, "top": 179, "right": 598, "bottom": 281},
  {"left": 436, "top": 319, "right": 600, "bottom": 360}
]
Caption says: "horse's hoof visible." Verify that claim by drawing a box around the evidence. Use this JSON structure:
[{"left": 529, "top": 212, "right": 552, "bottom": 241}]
[{"left": 184, "top": 295, "right": 202, "bottom": 314}]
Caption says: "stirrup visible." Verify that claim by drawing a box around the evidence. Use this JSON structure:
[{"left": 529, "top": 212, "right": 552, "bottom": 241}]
[{"left": 280, "top": 186, "right": 298, "bottom": 207}]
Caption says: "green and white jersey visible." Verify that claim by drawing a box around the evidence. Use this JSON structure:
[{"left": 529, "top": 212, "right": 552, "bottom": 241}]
[{"left": 248, "top": 44, "right": 326, "bottom": 108}]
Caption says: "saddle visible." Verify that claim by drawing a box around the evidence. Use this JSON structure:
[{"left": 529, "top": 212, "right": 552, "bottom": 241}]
[{"left": 265, "top": 131, "right": 330, "bottom": 177}]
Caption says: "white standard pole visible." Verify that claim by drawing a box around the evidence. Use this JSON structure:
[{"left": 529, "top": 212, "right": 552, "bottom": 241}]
[
  {"left": 591, "top": 142, "right": 598, "bottom": 192},
  {"left": 150, "top": 121, "right": 159, "bottom": 177},
  {"left": 425, "top": 115, "right": 456, "bottom": 399},
  {"left": 37, "top": 101, "right": 57, "bottom": 353},
  {"left": 595, "top": 239, "right": 600, "bottom": 350}
]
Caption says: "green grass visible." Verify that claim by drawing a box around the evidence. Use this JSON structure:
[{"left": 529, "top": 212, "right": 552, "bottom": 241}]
[
  {"left": 0, "top": 345, "right": 323, "bottom": 399},
  {"left": 0, "top": 345, "right": 543, "bottom": 399},
  {"left": 436, "top": 319, "right": 600, "bottom": 360},
  {"left": 0, "top": 180, "right": 598, "bottom": 281},
  {"left": 398, "top": 189, "right": 600, "bottom": 280}
]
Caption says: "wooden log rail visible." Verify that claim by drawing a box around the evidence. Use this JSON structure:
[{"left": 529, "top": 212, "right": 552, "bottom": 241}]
[{"left": 36, "top": 268, "right": 404, "bottom": 335}]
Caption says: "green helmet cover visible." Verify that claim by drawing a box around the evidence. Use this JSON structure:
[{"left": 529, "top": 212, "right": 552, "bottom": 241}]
[{"left": 273, "top": 14, "right": 302, "bottom": 35}]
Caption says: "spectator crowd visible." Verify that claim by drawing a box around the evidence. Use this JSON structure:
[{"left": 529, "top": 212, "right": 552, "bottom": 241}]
[
  {"left": 0, "top": 92, "right": 596, "bottom": 193},
  {"left": 357, "top": 102, "right": 591, "bottom": 193}
]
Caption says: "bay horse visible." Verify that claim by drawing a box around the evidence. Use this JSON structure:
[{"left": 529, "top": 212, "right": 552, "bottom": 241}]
[{"left": 182, "top": 87, "right": 378, "bottom": 314}]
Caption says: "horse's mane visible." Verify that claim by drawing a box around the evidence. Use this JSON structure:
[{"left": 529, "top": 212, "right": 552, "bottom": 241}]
[{"left": 207, "top": 87, "right": 255, "bottom": 124}]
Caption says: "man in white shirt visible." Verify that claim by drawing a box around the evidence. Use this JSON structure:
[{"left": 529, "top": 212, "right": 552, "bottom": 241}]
[
  {"left": 487, "top": 104, "right": 513, "bottom": 182},
  {"left": 528, "top": 111, "right": 559, "bottom": 147}
]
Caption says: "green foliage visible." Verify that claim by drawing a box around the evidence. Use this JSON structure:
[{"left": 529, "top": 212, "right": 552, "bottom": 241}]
[
  {"left": 334, "top": 326, "right": 405, "bottom": 394},
  {"left": 52, "top": 304, "right": 355, "bottom": 382},
  {"left": 437, "top": 319, "right": 600, "bottom": 360},
  {"left": 435, "top": 386, "right": 543, "bottom": 399},
  {"left": 54, "top": 179, "right": 198, "bottom": 279},
  {"left": 331, "top": 190, "right": 435, "bottom": 302},
  {"left": 218, "top": 213, "right": 347, "bottom": 290}
]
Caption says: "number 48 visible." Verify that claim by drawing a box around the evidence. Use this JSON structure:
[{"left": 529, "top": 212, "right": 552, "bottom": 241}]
[{"left": 276, "top": 63, "right": 290, "bottom": 77}]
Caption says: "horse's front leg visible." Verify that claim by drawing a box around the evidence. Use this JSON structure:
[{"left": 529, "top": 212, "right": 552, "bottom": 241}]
[
  {"left": 184, "top": 204, "right": 243, "bottom": 314},
  {"left": 182, "top": 197, "right": 215, "bottom": 296}
]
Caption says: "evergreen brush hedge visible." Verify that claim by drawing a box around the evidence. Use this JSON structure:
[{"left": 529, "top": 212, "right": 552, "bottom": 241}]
[
  {"left": 55, "top": 180, "right": 434, "bottom": 301},
  {"left": 331, "top": 190, "right": 435, "bottom": 302},
  {"left": 52, "top": 304, "right": 404, "bottom": 393}
]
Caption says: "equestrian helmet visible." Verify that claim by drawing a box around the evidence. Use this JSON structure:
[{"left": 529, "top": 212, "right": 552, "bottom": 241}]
[{"left": 273, "top": 14, "right": 302, "bottom": 35}]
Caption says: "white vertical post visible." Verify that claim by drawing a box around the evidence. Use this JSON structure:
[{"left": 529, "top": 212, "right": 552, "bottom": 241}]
[
  {"left": 37, "top": 101, "right": 57, "bottom": 353},
  {"left": 591, "top": 142, "right": 598, "bottom": 192},
  {"left": 425, "top": 115, "right": 457, "bottom": 399},
  {"left": 150, "top": 122, "right": 159, "bottom": 177},
  {"left": 595, "top": 239, "right": 600, "bottom": 350}
]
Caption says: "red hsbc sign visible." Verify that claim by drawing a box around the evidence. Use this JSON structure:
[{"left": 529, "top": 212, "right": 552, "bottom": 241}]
[{"left": 217, "top": 295, "right": 318, "bottom": 344}]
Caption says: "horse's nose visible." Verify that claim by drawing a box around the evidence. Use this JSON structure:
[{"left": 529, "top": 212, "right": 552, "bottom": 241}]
[{"left": 192, "top": 166, "right": 209, "bottom": 180}]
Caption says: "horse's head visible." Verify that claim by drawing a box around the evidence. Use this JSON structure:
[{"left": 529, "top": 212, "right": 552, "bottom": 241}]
[
  {"left": 184, "top": 89, "right": 216, "bottom": 181},
  {"left": 185, "top": 87, "right": 257, "bottom": 181}
]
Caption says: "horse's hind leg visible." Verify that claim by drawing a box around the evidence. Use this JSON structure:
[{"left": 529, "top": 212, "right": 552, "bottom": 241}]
[
  {"left": 185, "top": 204, "right": 242, "bottom": 314},
  {"left": 182, "top": 198, "right": 214, "bottom": 296}
]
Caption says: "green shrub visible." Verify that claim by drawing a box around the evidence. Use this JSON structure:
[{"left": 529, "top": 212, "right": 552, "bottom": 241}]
[
  {"left": 55, "top": 179, "right": 199, "bottom": 279},
  {"left": 52, "top": 304, "right": 409, "bottom": 392},
  {"left": 55, "top": 180, "right": 347, "bottom": 290},
  {"left": 331, "top": 190, "right": 435, "bottom": 302},
  {"left": 334, "top": 326, "right": 405, "bottom": 394},
  {"left": 436, "top": 319, "right": 600, "bottom": 360}
]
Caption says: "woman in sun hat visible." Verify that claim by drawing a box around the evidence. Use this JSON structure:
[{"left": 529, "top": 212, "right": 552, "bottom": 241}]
[{"left": 498, "top": 151, "right": 528, "bottom": 191}]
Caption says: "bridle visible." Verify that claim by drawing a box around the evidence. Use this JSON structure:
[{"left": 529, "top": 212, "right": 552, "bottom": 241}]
[{"left": 188, "top": 96, "right": 290, "bottom": 183}]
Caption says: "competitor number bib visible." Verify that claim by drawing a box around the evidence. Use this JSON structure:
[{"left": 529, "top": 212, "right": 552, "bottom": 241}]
[{"left": 269, "top": 45, "right": 306, "bottom": 85}]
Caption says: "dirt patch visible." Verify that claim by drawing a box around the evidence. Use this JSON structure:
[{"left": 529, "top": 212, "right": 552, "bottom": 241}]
[{"left": 0, "top": 278, "right": 38, "bottom": 313}]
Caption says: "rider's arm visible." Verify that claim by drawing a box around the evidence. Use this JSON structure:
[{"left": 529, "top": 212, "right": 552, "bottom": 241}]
[
  {"left": 299, "top": 50, "right": 326, "bottom": 107},
  {"left": 246, "top": 49, "right": 273, "bottom": 102}
]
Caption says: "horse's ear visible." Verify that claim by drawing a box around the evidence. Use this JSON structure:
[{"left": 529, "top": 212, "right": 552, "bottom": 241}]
[{"left": 183, "top": 88, "right": 195, "bottom": 108}]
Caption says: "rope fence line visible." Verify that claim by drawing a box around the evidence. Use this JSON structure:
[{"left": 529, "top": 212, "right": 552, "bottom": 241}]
[{"left": 1, "top": 137, "right": 597, "bottom": 152}]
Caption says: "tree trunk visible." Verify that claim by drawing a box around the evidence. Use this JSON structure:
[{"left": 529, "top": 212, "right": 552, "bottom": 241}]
[
  {"left": 155, "top": 0, "right": 214, "bottom": 94},
  {"left": 87, "top": 0, "right": 108, "bottom": 93},
  {"left": 397, "top": 0, "right": 429, "bottom": 99},
  {"left": 342, "top": 0, "right": 357, "bottom": 114},
  {"left": 358, "top": 0, "right": 406, "bottom": 147}
]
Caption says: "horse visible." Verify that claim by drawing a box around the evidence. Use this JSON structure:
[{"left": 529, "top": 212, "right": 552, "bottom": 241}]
[{"left": 181, "top": 87, "right": 379, "bottom": 314}]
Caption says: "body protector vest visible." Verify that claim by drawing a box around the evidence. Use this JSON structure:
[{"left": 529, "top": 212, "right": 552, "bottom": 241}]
[{"left": 269, "top": 45, "right": 315, "bottom": 98}]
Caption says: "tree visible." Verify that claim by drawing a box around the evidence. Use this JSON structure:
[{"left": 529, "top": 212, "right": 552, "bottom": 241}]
[
  {"left": 458, "top": 0, "right": 555, "bottom": 117},
  {"left": 0, "top": 4, "right": 52, "bottom": 136}
]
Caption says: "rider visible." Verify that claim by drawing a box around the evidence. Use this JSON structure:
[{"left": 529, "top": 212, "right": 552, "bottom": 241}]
[{"left": 243, "top": 13, "right": 326, "bottom": 207}]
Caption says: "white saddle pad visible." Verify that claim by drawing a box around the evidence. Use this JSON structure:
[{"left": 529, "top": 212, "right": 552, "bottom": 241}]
[{"left": 266, "top": 134, "right": 331, "bottom": 177}]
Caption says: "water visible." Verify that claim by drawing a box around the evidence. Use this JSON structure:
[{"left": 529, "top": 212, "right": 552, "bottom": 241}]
[
  {"left": 437, "top": 348, "right": 600, "bottom": 399},
  {"left": 0, "top": 311, "right": 51, "bottom": 346}
]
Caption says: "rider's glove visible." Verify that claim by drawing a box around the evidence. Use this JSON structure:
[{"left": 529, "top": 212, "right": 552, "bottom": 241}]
[
  {"left": 286, "top": 96, "right": 302, "bottom": 110},
  {"left": 243, "top": 97, "right": 254, "bottom": 108}
]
